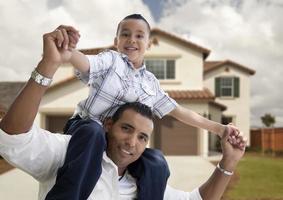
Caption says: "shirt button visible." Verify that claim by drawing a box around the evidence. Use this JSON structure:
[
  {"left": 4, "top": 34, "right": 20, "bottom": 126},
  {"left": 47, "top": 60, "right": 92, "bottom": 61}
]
[{"left": 135, "top": 74, "right": 139, "bottom": 78}]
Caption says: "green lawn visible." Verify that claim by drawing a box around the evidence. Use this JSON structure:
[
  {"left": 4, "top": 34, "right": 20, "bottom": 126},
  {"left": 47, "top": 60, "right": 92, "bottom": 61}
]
[{"left": 225, "top": 153, "right": 283, "bottom": 200}]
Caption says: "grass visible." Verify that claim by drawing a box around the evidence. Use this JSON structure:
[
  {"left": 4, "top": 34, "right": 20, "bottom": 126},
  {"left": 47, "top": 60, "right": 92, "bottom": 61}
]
[{"left": 225, "top": 153, "right": 283, "bottom": 200}]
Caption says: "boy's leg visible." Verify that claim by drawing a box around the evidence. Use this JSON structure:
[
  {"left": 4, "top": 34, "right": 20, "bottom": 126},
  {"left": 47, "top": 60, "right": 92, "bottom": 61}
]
[
  {"left": 45, "top": 119, "right": 106, "bottom": 200},
  {"left": 63, "top": 115, "right": 82, "bottom": 135},
  {"left": 128, "top": 148, "right": 170, "bottom": 200}
]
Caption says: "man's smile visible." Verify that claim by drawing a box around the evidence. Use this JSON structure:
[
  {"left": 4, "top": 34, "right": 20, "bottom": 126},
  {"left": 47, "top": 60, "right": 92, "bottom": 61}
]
[{"left": 121, "top": 148, "right": 134, "bottom": 156}]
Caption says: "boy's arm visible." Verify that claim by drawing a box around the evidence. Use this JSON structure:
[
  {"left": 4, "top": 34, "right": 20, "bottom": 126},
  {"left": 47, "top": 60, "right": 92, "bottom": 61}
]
[
  {"left": 198, "top": 130, "right": 246, "bottom": 200},
  {"left": 69, "top": 49, "right": 90, "bottom": 74},
  {"left": 168, "top": 105, "right": 226, "bottom": 137}
]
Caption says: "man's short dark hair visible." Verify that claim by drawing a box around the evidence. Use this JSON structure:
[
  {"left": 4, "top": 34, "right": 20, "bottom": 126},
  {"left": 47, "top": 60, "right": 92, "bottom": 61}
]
[
  {"left": 112, "top": 102, "right": 153, "bottom": 123},
  {"left": 116, "top": 14, "right": 151, "bottom": 36}
]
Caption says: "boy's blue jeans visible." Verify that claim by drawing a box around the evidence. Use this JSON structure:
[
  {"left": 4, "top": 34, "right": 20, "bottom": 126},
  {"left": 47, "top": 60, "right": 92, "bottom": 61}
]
[{"left": 45, "top": 116, "right": 170, "bottom": 200}]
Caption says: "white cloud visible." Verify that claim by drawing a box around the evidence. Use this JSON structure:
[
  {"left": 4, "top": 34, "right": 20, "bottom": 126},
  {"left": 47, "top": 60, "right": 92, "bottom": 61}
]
[
  {"left": 158, "top": 0, "right": 283, "bottom": 127},
  {"left": 0, "top": 0, "right": 153, "bottom": 80}
]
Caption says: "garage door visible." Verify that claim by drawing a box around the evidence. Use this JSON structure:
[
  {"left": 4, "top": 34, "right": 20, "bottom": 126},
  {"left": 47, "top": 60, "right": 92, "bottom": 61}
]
[
  {"left": 46, "top": 115, "right": 72, "bottom": 133},
  {"left": 154, "top": 116, "right": 199, "bottom": 155}
]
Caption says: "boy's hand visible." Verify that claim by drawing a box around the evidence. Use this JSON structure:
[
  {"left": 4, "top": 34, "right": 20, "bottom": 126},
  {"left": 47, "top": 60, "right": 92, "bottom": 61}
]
[{"left": 55, "top": 25, "right": 80, "bottom": 50}]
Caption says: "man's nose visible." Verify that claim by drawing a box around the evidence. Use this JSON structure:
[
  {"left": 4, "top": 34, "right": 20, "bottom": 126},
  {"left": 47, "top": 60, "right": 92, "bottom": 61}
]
[{"left": 126, "top": 135, "right": 137, "bottom": 147}]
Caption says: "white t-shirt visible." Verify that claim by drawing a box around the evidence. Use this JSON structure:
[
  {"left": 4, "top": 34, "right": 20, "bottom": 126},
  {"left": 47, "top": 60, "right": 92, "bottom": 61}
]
[{"left": 0, "top": 125, "right": 202, "bottom": 200}]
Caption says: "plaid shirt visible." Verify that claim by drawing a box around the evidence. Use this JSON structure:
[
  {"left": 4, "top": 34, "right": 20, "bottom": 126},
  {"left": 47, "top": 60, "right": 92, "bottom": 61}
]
[{"left": 75, "top": 50, "right": 177, "bottom": 124}]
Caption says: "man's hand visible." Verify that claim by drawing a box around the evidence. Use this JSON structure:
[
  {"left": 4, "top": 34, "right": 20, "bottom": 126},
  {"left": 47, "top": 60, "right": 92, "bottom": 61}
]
[
  {"left": 220, "top": 127, "right": 247, "bottom": 171},
  {"left": 221, "top": 123, "right": 246, "bottom": 151}
]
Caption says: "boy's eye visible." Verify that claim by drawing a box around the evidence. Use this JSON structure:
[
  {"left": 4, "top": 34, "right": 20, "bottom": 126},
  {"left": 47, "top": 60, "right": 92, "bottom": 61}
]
[
  {"left": 121, "top": 33, "right": 129, "bottom": 37},
  {"left": 136, "top": 34, "right": 144, "bottom": 39}
]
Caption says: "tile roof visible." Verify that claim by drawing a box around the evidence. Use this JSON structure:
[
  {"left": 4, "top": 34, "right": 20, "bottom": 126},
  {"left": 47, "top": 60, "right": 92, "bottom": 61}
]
[
  {"left": 166, "top": 88, "right": 226, "bottom": 111},
  {"left": 204, "top": 60, "right": 255, "bottom": 75},
  {"left": 0, "top": 82, "right": 26, "bottom": 110},
  {"left": 166, "top": 88, "right": 214, "bottom": 100},
  {"left": 79, "top": 45, "right": 116, "bottom": 55}
]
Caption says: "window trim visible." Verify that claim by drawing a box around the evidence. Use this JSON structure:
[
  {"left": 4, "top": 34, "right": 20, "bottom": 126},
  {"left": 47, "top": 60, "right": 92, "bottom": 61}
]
[
  {"left": 215, "top": 76, "right": 240, "bottom": 98},
  {"left": 145, "top": 58, "right": 176, "bottom": 80}
]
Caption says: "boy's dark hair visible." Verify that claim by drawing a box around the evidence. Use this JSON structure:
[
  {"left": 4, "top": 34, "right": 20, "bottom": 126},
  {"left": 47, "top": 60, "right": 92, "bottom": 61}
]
[
  {"left": 112, "top": 102, "right": 154, "bottom": 123},
  {"left": 116, "top": 14, "right": 151, "bottom": 36}
]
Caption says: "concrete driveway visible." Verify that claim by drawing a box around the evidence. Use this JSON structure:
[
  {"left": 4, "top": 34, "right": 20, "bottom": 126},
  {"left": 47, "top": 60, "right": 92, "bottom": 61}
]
[{"left": 0, "top": 156, "right": 216, "bottom": 200}]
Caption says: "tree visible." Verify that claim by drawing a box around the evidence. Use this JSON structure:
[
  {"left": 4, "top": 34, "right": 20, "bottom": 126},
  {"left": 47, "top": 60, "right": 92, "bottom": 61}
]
[
  {"left": 261, "top": 113, "right": 276, "bottom": 127},
  {"left": 260, "top": 113, "right": 276, "bottom": 156}
]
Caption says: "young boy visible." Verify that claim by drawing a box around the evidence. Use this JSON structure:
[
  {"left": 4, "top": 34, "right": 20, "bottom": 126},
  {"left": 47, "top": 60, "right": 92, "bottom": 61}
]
[{"left": 46, "top": 14, "right": 244, "bottom": 199}]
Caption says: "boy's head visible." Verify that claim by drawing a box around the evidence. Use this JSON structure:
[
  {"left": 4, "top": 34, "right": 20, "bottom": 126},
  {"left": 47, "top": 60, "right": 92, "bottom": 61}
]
[
  {"left": 116, "top": 14, "right": 151, "bottom": 36},
  {"left": 114, "top": 14, "right": 152, "bottom": 69},
  {"left": 104, "top": 102, "right": 154, "bottom": 174}
]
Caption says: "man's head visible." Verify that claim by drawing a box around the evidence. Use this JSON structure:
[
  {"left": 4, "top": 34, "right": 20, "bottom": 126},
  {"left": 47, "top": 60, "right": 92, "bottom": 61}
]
[
  {"left": 104, "top": 102, "right": 154, "bottom": 174},
  {"left": 114, "top": 14, "right": 151, "bottom": 69}
]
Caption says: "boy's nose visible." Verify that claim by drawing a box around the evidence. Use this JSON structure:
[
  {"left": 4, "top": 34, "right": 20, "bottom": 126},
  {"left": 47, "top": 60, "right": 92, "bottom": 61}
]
[{"left": 128, "top": 36, "right": 136, "bottom": 43}]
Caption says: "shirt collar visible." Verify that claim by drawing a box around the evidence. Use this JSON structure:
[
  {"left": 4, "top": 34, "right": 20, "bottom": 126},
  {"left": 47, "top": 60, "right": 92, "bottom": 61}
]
[{"left": 119, "top": 52, "right": 146, "bottom": 75}]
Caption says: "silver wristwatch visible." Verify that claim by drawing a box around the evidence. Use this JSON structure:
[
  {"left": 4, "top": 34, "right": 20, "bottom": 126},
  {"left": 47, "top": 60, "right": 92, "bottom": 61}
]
[{"left": 31, "top": 69, "right": 52, "bottom": 87}]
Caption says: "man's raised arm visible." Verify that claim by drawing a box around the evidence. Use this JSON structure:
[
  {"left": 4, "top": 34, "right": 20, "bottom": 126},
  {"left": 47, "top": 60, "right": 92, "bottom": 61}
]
[
  {"left": 198, "top": 128, "right": 247, "bottom": 200},
  {"left": 0, "top": 26, "right": 80, "bottom": 134}
]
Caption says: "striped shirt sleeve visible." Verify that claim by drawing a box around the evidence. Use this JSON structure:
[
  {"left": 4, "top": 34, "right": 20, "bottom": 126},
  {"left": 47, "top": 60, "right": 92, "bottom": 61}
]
[
  {"left": 152, "top": 77, "right": 178, "bottom": 118},
  {"left": 75, "top": 50, "right": 114, "bottom": 85}
]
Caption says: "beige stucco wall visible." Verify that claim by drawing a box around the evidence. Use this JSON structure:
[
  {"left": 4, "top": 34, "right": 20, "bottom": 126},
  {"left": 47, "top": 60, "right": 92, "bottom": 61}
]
[
  {"left": 51, "top": 63, "right": 75, "bottom": 85},
  {"left": 145, "top": 36, "right": 204, "bottom": 90},
  {"left": 204, "top": 65, "right": 251, "bottom": 144},
  {"left": 177, "top": 100, "right": 223, "bottom": 156},
  {"left": 38, "top": 81, "right": 87, "bottom": 128}
]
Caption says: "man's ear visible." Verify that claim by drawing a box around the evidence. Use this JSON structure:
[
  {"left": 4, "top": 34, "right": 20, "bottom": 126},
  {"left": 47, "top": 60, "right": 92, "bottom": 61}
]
[{"left": 104, "top": 118, "right": 113, "bottom": 132}]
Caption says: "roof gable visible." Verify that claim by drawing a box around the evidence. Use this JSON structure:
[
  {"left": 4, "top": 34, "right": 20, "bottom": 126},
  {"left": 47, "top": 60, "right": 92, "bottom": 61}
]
[
  {"left": 78, "top": 27, "right": 210, "bottom": 59},
  {"left": 204, "top": 60, "right": 255, "bottom": 75},
  {"left": 151, "top": 28, "right": 210, "bottom": 59}
]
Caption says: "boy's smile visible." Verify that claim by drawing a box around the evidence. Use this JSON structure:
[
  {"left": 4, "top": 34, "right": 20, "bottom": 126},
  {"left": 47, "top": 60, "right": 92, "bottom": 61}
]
[{"left": 115, "top": 19, "right": 151, "bottom": 69}]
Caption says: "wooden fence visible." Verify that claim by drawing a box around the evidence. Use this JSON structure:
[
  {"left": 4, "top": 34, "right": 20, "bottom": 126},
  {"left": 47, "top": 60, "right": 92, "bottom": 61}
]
[{"left": 250, "top": 128, "right": 283, "bottom": 152}]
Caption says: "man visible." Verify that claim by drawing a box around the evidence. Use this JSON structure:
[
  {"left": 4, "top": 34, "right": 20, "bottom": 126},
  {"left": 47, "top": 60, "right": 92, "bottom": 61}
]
[{"left": 0, "top": 27, "right": 246, "bottom": 200}]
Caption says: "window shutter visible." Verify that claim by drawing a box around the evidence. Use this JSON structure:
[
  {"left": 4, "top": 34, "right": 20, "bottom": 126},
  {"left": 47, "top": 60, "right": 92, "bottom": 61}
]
[
  {"left": 234, "top": 77, "right": 240, "bottom": 97},
  {"left": 215, "top": 77, "right": 221, "bottom": 97}
]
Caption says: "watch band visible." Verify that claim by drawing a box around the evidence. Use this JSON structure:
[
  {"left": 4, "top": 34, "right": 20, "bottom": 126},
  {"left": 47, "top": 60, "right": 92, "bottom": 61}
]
[
  {"left": 216, "top": 163, "right": 234, "bottom": 176},
  {"left": 31, "top": 69, "right": 52, "bottom": 87}
]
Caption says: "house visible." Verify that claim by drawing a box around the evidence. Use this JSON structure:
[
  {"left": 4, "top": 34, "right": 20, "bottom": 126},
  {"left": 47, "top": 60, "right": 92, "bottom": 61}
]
[
  {"left": 35, "top": 28, "right": 255, "bottom": 156},
  {"left": 0, "top": 82, "right": 26, "bottom": 119}
]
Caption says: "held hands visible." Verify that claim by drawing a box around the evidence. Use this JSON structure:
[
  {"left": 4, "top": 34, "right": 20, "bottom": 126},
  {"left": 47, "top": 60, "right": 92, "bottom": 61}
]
[
  {"left": 41, "top": 25, "right": 80, "bottom": 68},
  {"left": 223, "top": 123, "right": 247, "bottom": 151},
  {"left": 220, "top": 126, "right": 247, "bottom": 170}
]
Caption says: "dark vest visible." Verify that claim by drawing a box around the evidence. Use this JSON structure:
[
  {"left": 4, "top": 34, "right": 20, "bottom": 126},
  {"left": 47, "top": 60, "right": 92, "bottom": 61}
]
[{"left": 45, "top": 117, "right": 169, "bottom": 200}]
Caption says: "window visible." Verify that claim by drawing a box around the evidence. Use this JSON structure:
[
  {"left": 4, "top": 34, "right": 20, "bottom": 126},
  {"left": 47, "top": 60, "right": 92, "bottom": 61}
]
[
  {"left": 215, "top": 77, "right": 239, "bottom": 97},
  {"left": 145, "top": 59, "right": 175, "bottom": 80},
  {"left": 222, "top": 116, "right": 234, "bottom": 125}
]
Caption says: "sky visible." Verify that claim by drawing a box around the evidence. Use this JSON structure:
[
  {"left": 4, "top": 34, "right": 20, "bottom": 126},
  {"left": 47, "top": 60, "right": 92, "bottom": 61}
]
[{"left": 0, "top": 0, "right": 282, "bottom": 127}]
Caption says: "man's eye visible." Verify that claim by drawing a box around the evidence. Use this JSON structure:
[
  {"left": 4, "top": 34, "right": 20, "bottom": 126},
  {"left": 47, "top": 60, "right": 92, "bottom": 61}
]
[
  {"left": 122, "top": 126, "right": 130, "bottom": 131},
  {"left": 138, "top": 135, "right": 148, "bottom": 143}
]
